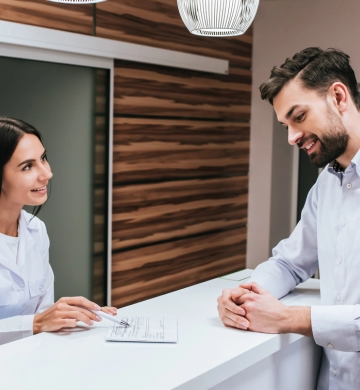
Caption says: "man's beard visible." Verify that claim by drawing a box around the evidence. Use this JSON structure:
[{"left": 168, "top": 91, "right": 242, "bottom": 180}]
[{"left": 300, "top": 106, "right": 349, "bottom": 168}]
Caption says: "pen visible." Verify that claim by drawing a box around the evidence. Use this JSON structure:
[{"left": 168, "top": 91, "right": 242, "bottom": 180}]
[{"left": 89, "top": 309, "right": 130, "bottom": 327}]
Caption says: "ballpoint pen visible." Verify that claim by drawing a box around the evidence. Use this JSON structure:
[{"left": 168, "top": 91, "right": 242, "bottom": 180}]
[{"left": 89, "top": 309, "right": 130, "bottom": 327}]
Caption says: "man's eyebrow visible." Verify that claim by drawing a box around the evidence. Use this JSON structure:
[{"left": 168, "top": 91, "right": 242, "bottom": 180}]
[
  {"left": 17, "top": 149, "right": 46, "bottom": 167},
  {"left": 285, "top": 104, "right": 300, "bottom": 119},
  {"left": 278, "top": 105, "right": 309, "bottom": 125}
]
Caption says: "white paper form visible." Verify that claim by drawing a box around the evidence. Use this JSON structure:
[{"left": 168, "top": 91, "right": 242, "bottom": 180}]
[{"left": 105, "top": 315, "right": 177, "bottom": 343}]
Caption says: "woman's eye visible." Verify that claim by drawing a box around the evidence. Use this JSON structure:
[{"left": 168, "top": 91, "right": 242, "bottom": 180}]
[
  {"left": 22, "top": 164, "right": 32, "bottom": 171},
  {"left": 41, "top": 154, "right": 48, "bottom": 162},
  {"left": 296, "top": 113, "right": 305, "bottom": 121}
]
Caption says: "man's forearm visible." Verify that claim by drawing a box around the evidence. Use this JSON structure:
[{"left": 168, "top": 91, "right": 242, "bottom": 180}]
[{"left": 282, "top": 306, "right": 313, "bottom": 337}]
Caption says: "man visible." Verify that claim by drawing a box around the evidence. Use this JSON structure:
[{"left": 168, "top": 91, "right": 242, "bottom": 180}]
[{"left": 217, "top": 47, "right": 360, "bottom": 390}]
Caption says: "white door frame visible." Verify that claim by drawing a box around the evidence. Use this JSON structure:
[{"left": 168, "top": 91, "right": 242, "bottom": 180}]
[{"left": 0, "top": 21, "right": 229, "bottom": 305}]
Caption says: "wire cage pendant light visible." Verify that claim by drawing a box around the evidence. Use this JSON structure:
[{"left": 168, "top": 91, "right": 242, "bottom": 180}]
[
  {"left": 47, "top": 0, "right": 106, "bottom": 3},
  {"left": 177, "top": 0, "right": 259, "bottom": 37}
]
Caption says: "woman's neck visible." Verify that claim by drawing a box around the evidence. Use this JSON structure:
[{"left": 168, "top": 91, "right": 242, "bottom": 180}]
[{"left": 0, "top": 197, "right": 22, "bottom": 237}]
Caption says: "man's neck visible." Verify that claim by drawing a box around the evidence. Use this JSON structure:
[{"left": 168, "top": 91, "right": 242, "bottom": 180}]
[
  {"left": 337, "top": 112, "right": 360, "bottom": 168},
  {"left": 337, "top": 146, "right": 360, "bottom": 169}
]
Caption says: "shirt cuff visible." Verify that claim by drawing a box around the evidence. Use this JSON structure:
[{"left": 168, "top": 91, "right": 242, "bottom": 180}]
[
  {"left": 21, "top": 315, "right": 35, "bottom": 339},
  {"left": 311, "top": 305, "right": 360, "bottom": 352}
]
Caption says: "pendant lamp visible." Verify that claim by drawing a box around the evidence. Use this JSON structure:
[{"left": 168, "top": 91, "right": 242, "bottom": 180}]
[
  {"left": 47, "top": 0, "right": 106, "bottom": 3},
  {"left": 177, "top": 0, "right": 259, "bottom": 37}
]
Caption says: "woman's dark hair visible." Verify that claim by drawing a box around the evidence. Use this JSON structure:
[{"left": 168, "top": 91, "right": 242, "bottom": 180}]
[
  {"left": 259, "top": 47, "right": 360, "bottom": 109},
  {"left": 0, "top": 117, "right": 49, "bottom": 218}
]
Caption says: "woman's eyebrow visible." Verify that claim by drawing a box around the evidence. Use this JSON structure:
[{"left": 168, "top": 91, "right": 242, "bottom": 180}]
[
  {"left": 18, "top": 158, "right": 35, "bottom": 167},
  {"left": 17, "top": 150, "right": 47, "bottom": 167}
]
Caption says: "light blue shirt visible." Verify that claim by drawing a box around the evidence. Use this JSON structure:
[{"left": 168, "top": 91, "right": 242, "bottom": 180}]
[{"left": 251, "top": 149, "right": 360, "bottom": 390}]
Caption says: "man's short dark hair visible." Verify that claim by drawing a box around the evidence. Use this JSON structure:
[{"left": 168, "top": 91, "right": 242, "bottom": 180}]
[{"left": 259, "top": 47, "right": 360, "bottom": 110}]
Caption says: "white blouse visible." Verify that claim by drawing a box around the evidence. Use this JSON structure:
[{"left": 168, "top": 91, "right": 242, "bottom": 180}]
[
  {"left": 0, "top": 210, "right": 54, "bottom": 345},
  {"left": 0, "top": 231, "right": 19, "bottom": 265}
]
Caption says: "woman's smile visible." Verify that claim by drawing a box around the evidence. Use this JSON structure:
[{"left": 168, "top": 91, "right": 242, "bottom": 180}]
[{"left": 31, "top": 185, "right": 48, "bottom": 194}]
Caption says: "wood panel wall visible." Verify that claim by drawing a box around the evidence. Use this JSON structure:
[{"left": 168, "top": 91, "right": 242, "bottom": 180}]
[
  {"left": 102, "top": 0, "right": 252, "bottom": 307},
  {"left": 0, "top": 0, "right": 252, "bottom": 308},
  {"left": 0, "top": 0, "right": 94, "bottom": 35}
]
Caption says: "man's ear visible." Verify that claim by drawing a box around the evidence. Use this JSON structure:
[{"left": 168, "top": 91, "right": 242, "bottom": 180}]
[{"left": 330, "top": 82, "right": 348, "bottom": 113}]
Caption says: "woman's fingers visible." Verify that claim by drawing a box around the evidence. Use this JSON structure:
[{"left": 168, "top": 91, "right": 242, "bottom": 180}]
[
  {"left": 101, "top": 306, "right": 117, "bottom": 316},
  {"left": 33, "top": 297, "right": 106, "bottom": 334},
  {"left": 60, "top": 319, "right": 77, "bottom": 328},
  {"left": 59, "top": 296, "right": 101, "bottom": 311},
  {"left": 61, "top": 310, "right": 96, "bottom": 326},
  {"left": 63, "top": 305, "right": 102, "bottom": 322}
]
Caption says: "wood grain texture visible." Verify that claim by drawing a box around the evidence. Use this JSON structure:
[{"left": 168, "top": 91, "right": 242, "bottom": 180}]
[
  {"left": 96, "top": 0, "right": 252, "bottom": 68},
  {"left": 114, "top": 60, "right": 251, "bottom": 120},
  {"left": 92, "top": 69, "right": 109, "bottom": 306},
  {"left": 0, "top": 0, "right": 93, "bottom": 35},
  {"left": 112, "top": 227, "right": 246, "bottom": 307},
  {"left": 112, "top": 176, "right": 248, "bottom": 251},
  {"left": 107, "top": 2, "right": 252, "bottom": 306},
  {"left": 113, "top": 118, "right": 249, "bottom": 183}
]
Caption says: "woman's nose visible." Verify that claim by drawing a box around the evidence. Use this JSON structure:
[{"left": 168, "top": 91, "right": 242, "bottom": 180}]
[{"left": 39, "top": 164, "right": 53, "bottom": 181}]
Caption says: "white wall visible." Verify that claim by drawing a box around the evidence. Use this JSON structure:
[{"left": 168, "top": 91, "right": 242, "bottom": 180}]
[{"left": 247, "top": 0, "right": 360, "bottom": 268}]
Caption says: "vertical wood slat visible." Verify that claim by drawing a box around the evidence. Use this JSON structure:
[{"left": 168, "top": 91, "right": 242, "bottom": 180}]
[
  {"left": 0, "top": 0, "right": 94, "bottom": 35},
  {"left": 92, "top": 69, "right": 110, "bottom": 305}
]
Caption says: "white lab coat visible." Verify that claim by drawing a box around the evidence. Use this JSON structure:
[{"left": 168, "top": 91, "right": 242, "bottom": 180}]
[{"left": 0, "top": 210, "right": 54, "bottom": 345}]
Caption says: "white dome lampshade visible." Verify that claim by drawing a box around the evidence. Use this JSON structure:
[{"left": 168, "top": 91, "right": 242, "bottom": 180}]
[
  {"left": 177, "top": 0, "right": 259, "bottom": 37},
  {"left": 47, "top": 0, "right": 106, "bottom": 3}
]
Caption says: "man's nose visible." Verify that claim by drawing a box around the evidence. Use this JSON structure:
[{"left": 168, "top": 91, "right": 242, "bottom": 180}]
[{"left": 288, "top": 126, "right": 303, "bottom": 146}]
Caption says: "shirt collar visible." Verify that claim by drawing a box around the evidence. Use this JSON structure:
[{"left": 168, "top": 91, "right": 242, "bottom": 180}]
[
  {"left": 351, "top": 149, "right": 360, "bottom": 177},
  {"left": 327, "top": 149, "right": 360, "bottom": 179}
]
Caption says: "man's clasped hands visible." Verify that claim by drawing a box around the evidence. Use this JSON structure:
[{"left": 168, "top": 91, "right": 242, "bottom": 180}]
[{"left": 217, "top": 282, "right": 293, "bottom": 334}]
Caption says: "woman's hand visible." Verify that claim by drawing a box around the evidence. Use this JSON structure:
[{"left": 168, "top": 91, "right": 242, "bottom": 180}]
[
  {"left": 33, "top": 296, "right": 117, "bottom": 334},
  {"left": 100, "top": 306, "right": 117, "bottom": 316}
]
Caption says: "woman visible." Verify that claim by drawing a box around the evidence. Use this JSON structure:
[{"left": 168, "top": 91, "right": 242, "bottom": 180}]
[{"left": 0, "top": 117, "right": 116, "bottom": 345}]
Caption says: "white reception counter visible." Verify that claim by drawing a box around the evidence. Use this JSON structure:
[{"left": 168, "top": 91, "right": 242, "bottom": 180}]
[{"left": 0, "top": 270, "right": 322, "bottom": 390}]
